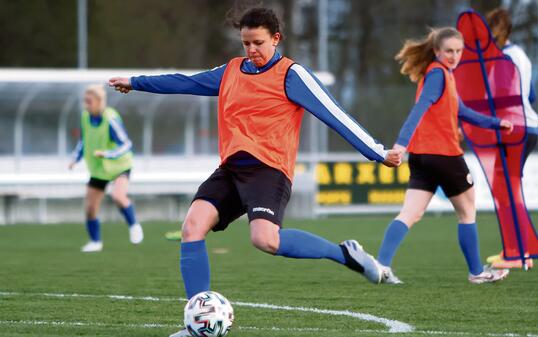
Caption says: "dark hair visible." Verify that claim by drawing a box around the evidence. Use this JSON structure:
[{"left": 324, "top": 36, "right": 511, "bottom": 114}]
[
  {"left": 232, "top": 7, "right": 283, "bottom": 38},
  {"left": 486, "top": 8, "right": 512, "bottom": 48}
]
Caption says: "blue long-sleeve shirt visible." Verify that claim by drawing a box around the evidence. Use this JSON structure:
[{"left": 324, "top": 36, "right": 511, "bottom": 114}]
[
  {"left": 130, "top": 51, "right": 388, "bottom": 162},
  {"left": 396, "top": 67, "right": 502, "bottom": 147},
  {"left": 72, "top": 114, "right": 132, "bottom": 162}
]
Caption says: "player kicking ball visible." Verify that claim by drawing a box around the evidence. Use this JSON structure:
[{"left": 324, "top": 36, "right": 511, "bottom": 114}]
[
  {"left": 376, "top": 27, "right": 512, "bottom": 284},
  {"left": 109, "top": 7, "right": 402, "bottom": 336}
]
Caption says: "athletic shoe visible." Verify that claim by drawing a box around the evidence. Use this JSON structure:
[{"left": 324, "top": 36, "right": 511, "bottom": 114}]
[
  {"left": 81, "top": 241, "right": 103, "bottom": 253},
  {"left": 468, "top": 265, "right": 509, "bottom": 284},
  {"left": 165, "top": 230, "right": 182, "bottom": 241},
  {"left": 340, "top": 240, "right": 382, "bottom": 284},
  {"left": 169, "top": 328, "right": 191, "bottom": 337},
  {"left": 129, "top": 223, "right": 144, "bottom": 244},
  {"left": 380, "top": 266, "right": 404, "bottom": 284}
]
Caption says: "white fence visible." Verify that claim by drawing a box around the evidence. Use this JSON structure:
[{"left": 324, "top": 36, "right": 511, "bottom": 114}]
[{"left": 0, "top": 153, "right": 537, "bottom": 224}]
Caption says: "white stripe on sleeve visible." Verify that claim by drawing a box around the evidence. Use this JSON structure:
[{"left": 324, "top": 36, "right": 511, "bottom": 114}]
[{"left": 290, "top": 64, "right": 387, "bottom": 160}]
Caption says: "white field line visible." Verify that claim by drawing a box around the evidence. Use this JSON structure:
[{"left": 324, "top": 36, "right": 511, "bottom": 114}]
[
  {"left": 0, "top": 291, "right": 413, "bottom": 333},
  {"left": 1, "top": 291, "right": 537, "bottom": 336},
  {"left": 1, "top": 319, "right": 537, "bottom": 337}
]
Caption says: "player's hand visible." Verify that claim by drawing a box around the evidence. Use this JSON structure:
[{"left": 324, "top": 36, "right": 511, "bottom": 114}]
[
  {"left": 94, "top": 150, "right": 106, "bottom": 158},
  {"left": 383, "top": 148, "right": 403, "bottom": 168},
  {"left": 109, "top": 77, "right": 132, "bottom": 94},
  {"left": 499, "top": 119, "right": 513, "bottom": 133},
  {"left": 68, "top": 162, "right": 76, "bottom": 170}
]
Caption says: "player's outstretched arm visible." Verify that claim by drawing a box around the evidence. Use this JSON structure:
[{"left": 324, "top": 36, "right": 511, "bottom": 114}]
[
  {"left": 457, "top": 99, "right": 513, "bottom": 133},
  {"left": 285, "top": 64, "right": 397, "bottom": 165},
  {"left": 109, "top": 65, "right": 226, "bottom": 96}
]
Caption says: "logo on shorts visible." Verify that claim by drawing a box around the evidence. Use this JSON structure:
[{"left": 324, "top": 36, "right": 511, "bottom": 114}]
[
  {"left": 252, "top": 207, "right": 275, "bottom": 216},
  {"left": 466, "top": 173, "right": 474, "bottom": 185}
]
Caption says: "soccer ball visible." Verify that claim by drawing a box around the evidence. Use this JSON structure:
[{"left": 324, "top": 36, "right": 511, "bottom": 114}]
[{"left": 184, "top": 291, "right": 234, "bottom": 337}]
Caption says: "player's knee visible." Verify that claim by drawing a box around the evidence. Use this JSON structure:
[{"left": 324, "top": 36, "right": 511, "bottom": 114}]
[
  {"left": 397, "top": 211, "right": 423, "bottom": 227},
  {"left": 457, "top": 208, "right": 476, "bottom": 224},
  {"left": 250, "top": 234, "right": 279, "bottom": 254},
  {"left": 181, "top": 217, "right": 208, "bottom": 242}
]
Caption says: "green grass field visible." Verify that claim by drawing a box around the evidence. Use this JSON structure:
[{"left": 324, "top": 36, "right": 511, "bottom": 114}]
[{"left": 1, "top": 213, "right": 537, "bottom": 337}]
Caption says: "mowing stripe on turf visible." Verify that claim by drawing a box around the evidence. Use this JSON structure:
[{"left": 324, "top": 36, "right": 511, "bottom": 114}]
[
  {"left": 1, "top": 290, "right": 412, "bottom": 333},
  {"left": 0, "top": 319, "right": 537, "bottom": 337}
]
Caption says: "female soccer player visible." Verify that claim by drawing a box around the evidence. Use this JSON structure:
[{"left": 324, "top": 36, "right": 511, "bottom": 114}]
[
  {"left": 376, "top": 27, "right": 513, "bottom": 284},
  {"left": 70, "top": 84, "right": 143, "bottom": 252},
  {"left": 109, "top": 8, "right": 401, "bottom": 336},
  {"left": 485, "top": 8, "right": 537, "bottom": 269}
]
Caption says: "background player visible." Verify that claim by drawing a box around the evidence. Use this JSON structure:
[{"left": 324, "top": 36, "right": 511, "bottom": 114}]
[
  {"left": 69, "top": 84, "right": 143, "bottom": 252},
  {"left": 375, "top": 27, "right": 513, "bottom": 284}
]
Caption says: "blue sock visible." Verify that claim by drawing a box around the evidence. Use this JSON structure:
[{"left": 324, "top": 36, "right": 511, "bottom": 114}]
[
  {"left": 119, "top": 204, "right": 137, "bottom": 227},
  {"left": 377, "top": 219, "right": 409, "bottom": 267},
  {"left": 458, "top": 223, "right": 484, "bottom": 275},
  {"left": 180, "top": 240, "right": 210, "bottom": 299},
  {"left": 86, "top": 218, "right": 101, "bottom": 242},
  {"left": 275, "top": 228, "right": 345, "bottom": 264}
]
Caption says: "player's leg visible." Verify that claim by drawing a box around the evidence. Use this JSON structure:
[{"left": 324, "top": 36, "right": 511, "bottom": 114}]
[
  {"left": 241, "top": 164, "right": 382, "bottom": 283},
  {"left": 171, "top": 200, "right": 218, "bottom": 337},
  {"left": 111, "top": 172, "right": 143, "bottom": 244},
  {"left": 180, "top": 166, "right": 243, "bottom": 300},
  {"left": 82, "top": 181, "right": 106, "bottom": 252},
  {"left": 377, "top": 188, "right": 434, "bottom": 268},
  {"left": 377, "top": 153, "right": 438, "bottom": 283},
  {"left": 249, "top": 218, "right": 382, "bottom": 283},
  {"left": 179, "top": 199, "right": 219, "bottom": 299},
  {"left": 443, "top": 155, "right": 508, "bottom": 283},
  {"left": 449, "top": 186, "right": 482, "bottom": 274},
  {"left": 377, "top": 153, "right": 438, "bottom": 268},
  {"left": 449, "top": 187, "right": 508, "bottom": 283},
  {"left": 376, "top": 188, "right": 433, "bottom": 284}
]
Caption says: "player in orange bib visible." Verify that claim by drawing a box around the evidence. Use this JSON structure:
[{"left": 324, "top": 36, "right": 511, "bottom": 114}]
[
  {"left": 375, "top": 27, "right": 513, "bottom": 285},
  {"left": 109, "top": 8, "right": 402, "bottom": 336}
]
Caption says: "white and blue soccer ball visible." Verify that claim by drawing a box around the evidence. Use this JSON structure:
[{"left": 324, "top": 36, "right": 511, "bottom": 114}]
[{"left": 184, "top": 291, "right": 234, "bottom": 337}]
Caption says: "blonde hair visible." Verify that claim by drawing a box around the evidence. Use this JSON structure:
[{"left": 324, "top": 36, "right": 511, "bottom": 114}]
[
  {"left": 486, "top": 8, "right": 512, "bottom": 48},
  {"left": 85, "top": 84, "right": 107, "bottom": 112},
  {"left": 395, "top": 27, "right": 463, "bottom": 82}
]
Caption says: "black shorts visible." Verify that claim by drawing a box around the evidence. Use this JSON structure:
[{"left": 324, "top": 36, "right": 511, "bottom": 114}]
[
  {"left": 88, "top": 170, "right": 131, "bottom": 191},
  {"left": 193, "top": 162, "right": 291, "bottom": 232},
  {"left": 408, "top": 153, "right": 473, "bottom": 198}
]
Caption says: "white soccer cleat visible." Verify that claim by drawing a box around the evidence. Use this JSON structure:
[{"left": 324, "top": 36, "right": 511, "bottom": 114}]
[
  {"left": 169, "top": 328, "right": 191, "bottom": 337},
  {"left": 129, "top": 223, "right": 144, "bottom": 244},
  {"left": 468, "top": 265, "right": 509, "bottom": 284},
  {"left": 380, "top": 266, "right": 404, "bottom": 284},
  {"left": 340, "top": 240, "right": 382, "bottom": 284},
  {"left": 81, "top": 241, "right": 103, "bottom": 253}
]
